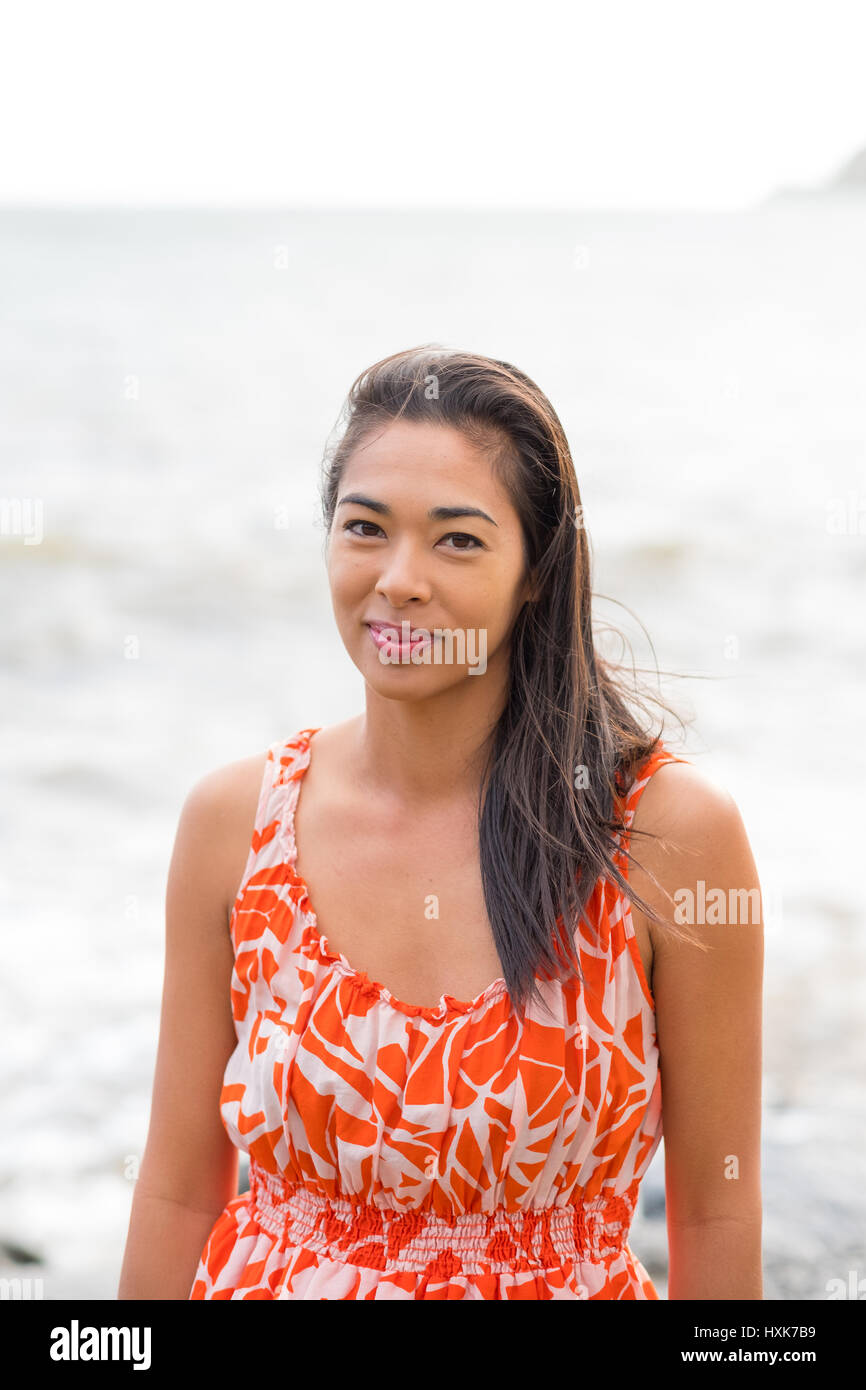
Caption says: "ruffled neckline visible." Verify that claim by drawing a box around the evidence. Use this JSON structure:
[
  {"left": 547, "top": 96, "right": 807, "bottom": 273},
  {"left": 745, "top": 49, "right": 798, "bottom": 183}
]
[{"left": 284, "top": 727, "right": 511, "bottom": 1024}]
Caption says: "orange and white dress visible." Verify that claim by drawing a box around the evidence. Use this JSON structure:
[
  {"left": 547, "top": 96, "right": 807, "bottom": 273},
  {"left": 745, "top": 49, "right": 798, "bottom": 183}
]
[{"left": 189, "top": 726, "right": 688, "bottom": 1299}]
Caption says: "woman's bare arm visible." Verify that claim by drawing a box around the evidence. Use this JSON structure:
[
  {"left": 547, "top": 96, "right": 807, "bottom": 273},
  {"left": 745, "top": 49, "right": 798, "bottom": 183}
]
[
  {"left": 117, "top": 757, "right": 262, "bottom": 1299},
  {"left": 630, "top": 762, "right": 765, "bottom": 1299}
]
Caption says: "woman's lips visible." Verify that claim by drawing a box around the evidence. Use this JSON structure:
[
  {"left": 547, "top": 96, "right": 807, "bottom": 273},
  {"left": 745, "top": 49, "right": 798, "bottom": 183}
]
[{"left": 366, "top": 621, "right": 432, "bottom": 654}]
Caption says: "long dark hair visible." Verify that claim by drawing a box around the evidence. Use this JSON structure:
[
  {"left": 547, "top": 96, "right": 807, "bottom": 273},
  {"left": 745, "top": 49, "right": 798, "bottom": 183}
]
[{"left": 319, "top": 344, "right": 705, "bottom": 1018}]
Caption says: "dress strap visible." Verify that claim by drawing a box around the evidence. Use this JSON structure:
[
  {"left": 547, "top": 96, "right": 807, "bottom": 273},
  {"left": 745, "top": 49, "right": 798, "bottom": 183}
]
[
  {"left": 227, "top": 729, "right": 320, "bottom": 945},
  {"left": 271, "top": 728, "right": 320, "bottom": 787}
]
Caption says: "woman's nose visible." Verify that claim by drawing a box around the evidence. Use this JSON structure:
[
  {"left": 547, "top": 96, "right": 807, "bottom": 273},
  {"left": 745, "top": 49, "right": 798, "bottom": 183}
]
[{"left": 373, "top": 543, "right": 432, "bottom": 603}]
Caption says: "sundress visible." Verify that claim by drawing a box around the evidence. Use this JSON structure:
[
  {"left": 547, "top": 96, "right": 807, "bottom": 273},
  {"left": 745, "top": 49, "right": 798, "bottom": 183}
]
[{"left": 189, "top": 726, "right": 690, "bottom": 1299}]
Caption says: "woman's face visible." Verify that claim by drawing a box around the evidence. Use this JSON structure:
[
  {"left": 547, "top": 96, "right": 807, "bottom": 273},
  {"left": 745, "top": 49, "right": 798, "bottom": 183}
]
[{"left": 326, "top": 419, "right": 534, "bottom": 697}]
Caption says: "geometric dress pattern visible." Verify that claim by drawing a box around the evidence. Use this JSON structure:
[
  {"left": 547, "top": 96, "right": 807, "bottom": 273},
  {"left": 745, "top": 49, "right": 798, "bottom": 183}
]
[{"left": 189, "top": 727, "right": 689, "bottom": 1299}]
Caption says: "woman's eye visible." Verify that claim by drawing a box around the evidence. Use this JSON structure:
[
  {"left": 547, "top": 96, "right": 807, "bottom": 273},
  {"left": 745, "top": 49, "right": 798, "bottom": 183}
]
[
  {"left": 445, "top": 533, "right": 484, "bottom": 551},
  {"left": 341, "top": 520, "right": 482, "bottom": 550}
]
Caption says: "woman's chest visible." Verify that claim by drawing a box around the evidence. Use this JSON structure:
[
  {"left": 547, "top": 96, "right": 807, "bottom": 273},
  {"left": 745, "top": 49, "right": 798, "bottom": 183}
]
[
  {"left": 289, "top": 767, "right": 656, "bottom": 1012},
  {"left": 292, "top": 792, "right": 506, "bottom": 1009}
]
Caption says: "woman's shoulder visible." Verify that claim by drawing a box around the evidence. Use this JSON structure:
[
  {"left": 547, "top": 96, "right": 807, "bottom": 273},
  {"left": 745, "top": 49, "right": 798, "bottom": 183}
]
[
  {"left": 182, "top": 747, "right": 271, "bottom": 819},
  {"left": 631, "top": 752, "right": 741, "bottom": 838},
  {"left": 625, "top": 753, "right": 753, "bottom": 944},
  {"left": 182, "top": 723, "right": 329, "bottom": 810},
  {"left": 174, "top": 747, "right": 277, "bottom": 920},
  {"left": 179, "top": 723, "right": 337, "bottom": 853}
]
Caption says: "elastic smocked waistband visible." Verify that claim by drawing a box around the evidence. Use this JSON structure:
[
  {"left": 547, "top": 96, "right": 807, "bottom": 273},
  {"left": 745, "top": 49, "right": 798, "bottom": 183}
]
[{"left": 249, "top": 1161, "right": 637, "bottom": 1274}]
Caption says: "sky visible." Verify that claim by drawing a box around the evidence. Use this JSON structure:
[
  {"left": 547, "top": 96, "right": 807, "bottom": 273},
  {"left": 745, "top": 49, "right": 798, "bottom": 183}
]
[{"left": 1, "top": 0, "right": 864, "bottom": 210}]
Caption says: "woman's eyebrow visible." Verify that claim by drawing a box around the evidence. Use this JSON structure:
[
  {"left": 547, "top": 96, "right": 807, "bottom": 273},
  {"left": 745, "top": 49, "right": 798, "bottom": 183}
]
[{"left": 336, "top": 493, "right": 498, "bottom": 527}]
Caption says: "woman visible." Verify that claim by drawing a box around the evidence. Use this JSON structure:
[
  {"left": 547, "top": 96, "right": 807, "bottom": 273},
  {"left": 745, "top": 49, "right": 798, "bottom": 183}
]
[{"left": 118, "top": 345, "right": 764, "bottom": 1300}]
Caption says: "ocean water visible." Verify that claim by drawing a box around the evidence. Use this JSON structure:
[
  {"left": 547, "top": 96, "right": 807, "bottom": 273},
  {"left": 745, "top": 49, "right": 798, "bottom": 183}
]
[{"left": 1, "top": 202, "right": 864, "bottom": 1299}]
